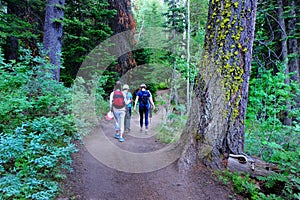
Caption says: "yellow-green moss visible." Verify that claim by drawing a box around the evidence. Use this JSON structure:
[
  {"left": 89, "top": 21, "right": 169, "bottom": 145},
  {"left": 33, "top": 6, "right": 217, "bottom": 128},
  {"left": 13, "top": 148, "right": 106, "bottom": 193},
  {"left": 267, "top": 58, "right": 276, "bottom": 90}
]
[
  {"left": 204, "top": 1, "right": 245, "bottom": 122},
  {"left": 234, "top": 2, "right": 239, "bottom": 8},
  {"left": 225, "top": 2, "right": 231, "bottom": 9},
  {"left": 195, "top": 132, "right": 201, "bottom": 142}
]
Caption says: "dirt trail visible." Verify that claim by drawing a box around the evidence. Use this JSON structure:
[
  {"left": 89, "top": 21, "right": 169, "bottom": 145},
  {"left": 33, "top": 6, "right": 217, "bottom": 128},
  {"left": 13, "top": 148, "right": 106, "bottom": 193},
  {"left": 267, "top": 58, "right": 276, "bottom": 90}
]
[{"left": 60, "top": 105, "right": 243, "bottom": 200}]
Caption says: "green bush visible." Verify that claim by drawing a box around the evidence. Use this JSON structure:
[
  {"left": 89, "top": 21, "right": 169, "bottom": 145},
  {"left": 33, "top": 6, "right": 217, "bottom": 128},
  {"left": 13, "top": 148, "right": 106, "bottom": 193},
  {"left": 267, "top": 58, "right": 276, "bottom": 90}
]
[
  {"left": 243, "top": 64, "right": 300, "bottom": 199},
  {"left": 156, "top": 104, "right": 187, "bottom": 143},
  {"left": 157, "top": 82, "right": 168, "bottom": 90},
  {"left": 218, "top": 64, "right": 300, "bottom": 200},
  {"left": 0, "top": 49, "right": 76, "bottom": 199},
  {"left": 95, "top": 75, "right": 111, "bottom": 118},
  {"left": 217, "top": 171, "right": 260, "bottom": 199}
]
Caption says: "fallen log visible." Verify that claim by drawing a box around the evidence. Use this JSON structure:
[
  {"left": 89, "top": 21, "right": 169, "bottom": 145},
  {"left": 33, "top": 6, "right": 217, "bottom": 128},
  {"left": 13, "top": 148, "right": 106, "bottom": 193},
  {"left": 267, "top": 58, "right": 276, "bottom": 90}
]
[{"left": 227, "top": 154, "right": 280, "bottom": 177}]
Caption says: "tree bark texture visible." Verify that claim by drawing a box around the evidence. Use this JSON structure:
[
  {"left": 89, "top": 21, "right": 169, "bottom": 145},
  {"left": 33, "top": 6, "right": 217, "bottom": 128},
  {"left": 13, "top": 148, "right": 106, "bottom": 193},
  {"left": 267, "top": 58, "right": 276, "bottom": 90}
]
[
  {"left": 178, "top": 0, "right": 258, "bottom": 170},
  {"left": 43, "top": 0, "right": 65, "bottom": 81},
  {"left": 277, "top": 0, "right": 292, "bottom": 126},
  {"left": 287, "top": 0, "right": 299, "bottom": 84},
  {"left": 287, "top": 0, "right": 300, "bottom": 118},
  {"left": 108, "top": 0, "right": 137, "bottom": 76}
]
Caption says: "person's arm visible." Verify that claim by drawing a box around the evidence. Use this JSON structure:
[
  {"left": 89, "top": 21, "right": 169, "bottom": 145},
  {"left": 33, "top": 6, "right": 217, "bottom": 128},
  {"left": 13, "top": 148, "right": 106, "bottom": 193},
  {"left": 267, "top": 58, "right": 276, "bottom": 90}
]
[
  {"left": 123, "top": 91, "right": 129, "bottom": 105},
  {"left": 109, "top": 92, "right": 114, "bottom": 111},
  {"left": 134, "top": 95, "right": 139, "bottom": 111},
  {"left": 148, "top": 91, "right": 155, "bottom": 110},
  {"left": 149, "top": 96, "right": 155, "bottom": 110}
]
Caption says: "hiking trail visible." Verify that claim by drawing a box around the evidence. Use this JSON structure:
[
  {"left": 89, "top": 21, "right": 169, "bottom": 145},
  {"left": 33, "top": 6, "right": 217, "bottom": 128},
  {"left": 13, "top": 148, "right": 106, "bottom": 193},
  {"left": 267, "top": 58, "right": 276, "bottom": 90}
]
[{"left": 59, "top": 90, "right": 243, "bottom": 200}]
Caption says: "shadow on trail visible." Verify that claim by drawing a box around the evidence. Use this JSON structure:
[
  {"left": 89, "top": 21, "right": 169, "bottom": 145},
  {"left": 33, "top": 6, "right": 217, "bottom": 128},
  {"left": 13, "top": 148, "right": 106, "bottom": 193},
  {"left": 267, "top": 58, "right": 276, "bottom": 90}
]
[
  {"left": 60, "top": 108, "right": 243, "bottom": 200},
  {"left": 83, "top": 108, "right": 182, "bottom": 173}
]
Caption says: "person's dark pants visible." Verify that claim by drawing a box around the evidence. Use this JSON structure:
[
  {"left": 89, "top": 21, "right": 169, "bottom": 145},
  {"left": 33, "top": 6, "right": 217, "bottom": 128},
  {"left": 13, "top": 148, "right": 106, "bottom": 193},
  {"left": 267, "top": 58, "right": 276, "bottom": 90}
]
[
  {"left": 139, "top": 106, "right": 149, "bottom": 128},
  {"left": 125, "top": 107, "right": 132, "bottom": 130}
]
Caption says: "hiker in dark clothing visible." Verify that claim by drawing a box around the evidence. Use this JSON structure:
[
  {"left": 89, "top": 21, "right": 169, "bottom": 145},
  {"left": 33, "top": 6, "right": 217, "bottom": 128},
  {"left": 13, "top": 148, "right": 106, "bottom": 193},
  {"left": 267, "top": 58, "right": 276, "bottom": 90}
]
[{"left": 133, "top": 84, "right": 155, "bottom": 132}]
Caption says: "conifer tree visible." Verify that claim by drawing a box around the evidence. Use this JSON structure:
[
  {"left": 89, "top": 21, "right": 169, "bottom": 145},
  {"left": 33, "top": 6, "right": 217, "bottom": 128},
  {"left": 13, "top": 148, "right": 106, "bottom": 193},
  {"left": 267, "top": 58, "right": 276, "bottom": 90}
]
[
  {"left": 179, "top": 0, "right": 258, "bottom": 169},
  {"left": 107, "top": 0, "right": 137, "bottom": 76},
  {"left": 43, "top": 0, "right": 65, "bottom": 81},
  {"left": 0, "top": 0, "right": 45, "bottom": 61},
  {"left": 252, "top": 0, "right": 299, "bottom": 125},
  {"left": 61, "top": 0, "right": 115, "bottom": 85}
]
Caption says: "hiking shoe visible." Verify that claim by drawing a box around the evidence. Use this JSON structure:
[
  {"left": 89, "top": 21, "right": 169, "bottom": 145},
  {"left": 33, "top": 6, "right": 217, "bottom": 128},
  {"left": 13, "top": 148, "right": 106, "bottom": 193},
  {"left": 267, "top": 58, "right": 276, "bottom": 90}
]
[
  {"left": 140, "top": 127, "right": 143, "bottom": 132},
  {"left": 125, "top": 128, "right": 130, "bottom": 133},
  {"left": 114, "top": 134, "right": 120, "bottom": 139},
  {"left": 119, "top": 137, "right": 124, "bottom": 142},
  {"left": 145, "top": 127, "right": 148, "bottom": 134}
]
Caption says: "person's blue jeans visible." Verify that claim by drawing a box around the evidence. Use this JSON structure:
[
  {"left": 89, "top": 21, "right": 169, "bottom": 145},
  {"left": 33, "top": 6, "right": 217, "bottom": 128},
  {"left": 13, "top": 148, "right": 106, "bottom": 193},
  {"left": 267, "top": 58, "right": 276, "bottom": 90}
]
[
  {"left": 139, "top": 105, "right": 149, "bottom": 128},
  {"left": 125, "top": 107, "right": 132, "bottom": 130}
]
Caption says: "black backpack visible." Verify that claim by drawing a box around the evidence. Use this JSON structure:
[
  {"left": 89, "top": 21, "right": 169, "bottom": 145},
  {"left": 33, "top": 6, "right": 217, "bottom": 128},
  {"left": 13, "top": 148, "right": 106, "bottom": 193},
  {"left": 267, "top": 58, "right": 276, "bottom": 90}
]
[{"left": 140, "top": 90, "right": 150, "bottom": 107}]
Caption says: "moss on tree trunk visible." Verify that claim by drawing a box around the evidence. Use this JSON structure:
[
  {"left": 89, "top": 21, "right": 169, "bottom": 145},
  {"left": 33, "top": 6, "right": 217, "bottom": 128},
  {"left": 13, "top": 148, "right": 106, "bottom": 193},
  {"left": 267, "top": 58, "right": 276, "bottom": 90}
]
[{"left": 178, "top": 0, "right": 258, "bottom": 170}]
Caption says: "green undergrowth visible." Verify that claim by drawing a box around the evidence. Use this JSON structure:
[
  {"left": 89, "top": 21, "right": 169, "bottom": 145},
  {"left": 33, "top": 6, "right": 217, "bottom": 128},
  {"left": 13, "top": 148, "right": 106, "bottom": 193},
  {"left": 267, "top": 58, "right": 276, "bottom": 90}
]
[
  {"left": 218, "top": 64, "right": 300, "bottom": 200},
  {"left": 242, "top": 122, "right": 300, "bottom": 200},
  {"left": 0, "top": 49, "right": 77, "bottom": 199},
  {"left": 72, "top": 74, "right": 110, "bottom": 136},
  {"left": 217, "top": 165, "right": 300, "bottom": 200},
  {"left": 217, "top": 170, "right": 261, "bottom": 199},
  {"left": 244, "top": 64, "right": 300, "bottom": 199},
  {"left": 155, "top": 101, "right": 187, "bottom": 143}
]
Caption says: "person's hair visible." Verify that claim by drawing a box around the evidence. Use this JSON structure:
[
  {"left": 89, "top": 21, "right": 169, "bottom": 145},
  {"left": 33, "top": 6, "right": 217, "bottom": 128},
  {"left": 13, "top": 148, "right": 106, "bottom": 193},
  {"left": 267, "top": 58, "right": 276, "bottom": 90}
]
[
  {"left": 115, "top": 81, "right": 122, "bottom": 90},
  {"left": 123, "top": 84, "right": 129, "bottom": 90},
  {"left": 140, "top": 83, "right": 146, "bottom": 89}
]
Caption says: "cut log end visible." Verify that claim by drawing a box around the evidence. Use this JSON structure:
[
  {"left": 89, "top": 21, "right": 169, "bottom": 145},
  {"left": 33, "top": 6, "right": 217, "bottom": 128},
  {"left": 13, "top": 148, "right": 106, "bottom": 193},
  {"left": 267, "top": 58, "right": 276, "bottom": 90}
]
[{"left": 227, "top": 154, "right": 278, "bottom": 177}]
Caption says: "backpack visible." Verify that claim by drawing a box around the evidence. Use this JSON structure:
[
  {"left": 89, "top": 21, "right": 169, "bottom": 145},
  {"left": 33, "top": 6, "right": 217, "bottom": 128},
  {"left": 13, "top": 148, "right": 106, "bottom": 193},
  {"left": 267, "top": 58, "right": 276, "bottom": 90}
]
[
  {"left": 140, "top": 90, "right": 150, "bottom": 107},
  {"left": 113, "top": 91, "right": 125, "bottom": 109}
]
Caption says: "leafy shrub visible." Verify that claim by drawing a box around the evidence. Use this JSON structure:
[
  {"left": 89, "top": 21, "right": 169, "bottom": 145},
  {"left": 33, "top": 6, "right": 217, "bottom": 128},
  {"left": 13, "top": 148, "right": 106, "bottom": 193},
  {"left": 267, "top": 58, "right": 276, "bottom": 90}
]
[
  {"left": 157, "top": 82, "right": 168, "bottom": 90},
  {"left": 217, "top": 171, "right": 260, "bottom": 199},
  {"left": 71, "top": 74, "right": 111, "bottom": 137},
  {"left": 95, "top": 75, "right": 111, "bottom": 117},
  {"left": 156, "top": 104, "right": 187, "bottom": 143},
  {"left": 0, "top": 49, "right": 76, "bottom": 199},
  {"left": 243, "top": 64, "right": 300, "bottom": 199}
]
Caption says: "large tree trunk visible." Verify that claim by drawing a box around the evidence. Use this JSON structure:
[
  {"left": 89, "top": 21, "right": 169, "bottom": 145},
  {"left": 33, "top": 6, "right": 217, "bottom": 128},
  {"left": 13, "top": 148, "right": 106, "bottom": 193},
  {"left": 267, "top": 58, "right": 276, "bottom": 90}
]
[
  {"left": 287, "top": 0, "right": 299, "bottom": 83},
  {"left": 277, "top": 0, "right": 292, "bottom": 126},
  {"left": 287, "top": 0, "right": 300, "bottom": 121},
  {"left": 43, "top": 0, "right": 65, "bottom": 81},
  {"left": 178, "top": 0, "right": 258, "bottom": 170},
  {"left": 108, "top": 0, "right": 137, "bottom": 76}
]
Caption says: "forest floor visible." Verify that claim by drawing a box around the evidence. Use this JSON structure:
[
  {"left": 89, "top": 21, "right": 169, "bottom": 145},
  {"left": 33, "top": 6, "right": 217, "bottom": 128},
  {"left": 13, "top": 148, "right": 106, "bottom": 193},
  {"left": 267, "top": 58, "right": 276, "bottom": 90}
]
[{"left": 59, "top": 91, "right": 244, "bottom": 200}]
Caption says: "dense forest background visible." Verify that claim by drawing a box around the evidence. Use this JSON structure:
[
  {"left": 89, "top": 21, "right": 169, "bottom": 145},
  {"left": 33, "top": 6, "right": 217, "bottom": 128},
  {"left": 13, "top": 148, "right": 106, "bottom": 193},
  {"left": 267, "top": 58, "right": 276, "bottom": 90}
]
[{"left": 0, "top": 0, "right": 299, "bottom": 199}]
